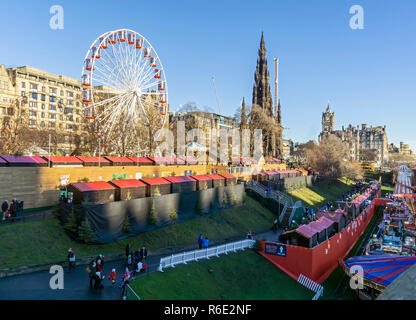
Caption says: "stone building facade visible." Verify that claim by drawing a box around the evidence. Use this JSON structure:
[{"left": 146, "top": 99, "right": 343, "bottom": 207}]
[
  {"left": 0, "top": 64, "right": 87, "bottom": 154},
  {"left": 318, "top": 104, "right": 389, "bottom": 165}
]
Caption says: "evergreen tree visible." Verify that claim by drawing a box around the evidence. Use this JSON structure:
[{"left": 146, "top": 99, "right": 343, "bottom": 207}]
[
  {"left": 222, "top": 192, "right": 228, "bottom": 206},
  {"left": 232, "top": 194, "right": 237, "bottom": 205},
  {"left": 78, "top": 217, "right": 97, "bottom": 243},
  {"left": 122, "top": 214, "right": 131, "bottom": 233},
  {"left": 64, "top": 208, "right": 78, "bottom": 233},
  {"left": 169, "top": 207, "right": 178, "bottom": 220},
  {"left": 148, "top": 200, "right": 158, "bottom": 225}
]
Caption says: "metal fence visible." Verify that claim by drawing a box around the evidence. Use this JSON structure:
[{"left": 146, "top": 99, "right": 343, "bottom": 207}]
[
  {"left": 158, "top": 239, "right": 256, "bottom": 272},
  {"left": 297, "top": 273, "right": 324, "bottom": 300}
]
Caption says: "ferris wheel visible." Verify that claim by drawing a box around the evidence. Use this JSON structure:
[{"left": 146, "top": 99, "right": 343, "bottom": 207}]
[{"left": 81, "top": 29, "right": 168, "bottom": 138}]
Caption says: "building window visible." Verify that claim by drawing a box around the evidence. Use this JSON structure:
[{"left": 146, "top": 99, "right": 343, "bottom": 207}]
[
  {"left": 21, "top": 91, "right": 25, "bottom": 97},
  {"left": 59, "top": 115, "right": 63, "bottom": 120},
  {"left": 60, "top": 90, "right": 64, "bottom": 96},
  {"left": 41, "top": 103, "right": 45, "bottom": 109},
  {"left": 21, "top": 82, "right": 26, "bottom": 88},
  {"left": 29, "top": 119, "right": 36, "bottom": 126},
  {"left": 40, "top": 121, "right": 45, "bottom": 127},
  {"left": 41, "top": 112, "right": 45, "bottom": 118},
  {"left": 42, "top": 86, "right": 46, "bottom": 92},
  {"left": 30, "top": 83, "right": 38, "bottom": 90},
  {"left": 49, "top": 96, "right": 56, "bottom": 103},
  {"left": 29, "top": 111, "right": 37, "bottom": 117},
  {"left": 41, "top": 94, "right": 46, "bottom": 101},
  {"left": 31, "top": 92, "right": 38, "bottom": 100},
  {"left": 49, "top": 105, "right": 56, "bottom": 111},
  {"left": 49, "top": 113, "right": 56, "bottom": 119},
  {"left": 67, "top": 91, "right": 74, "bottom": 98}
]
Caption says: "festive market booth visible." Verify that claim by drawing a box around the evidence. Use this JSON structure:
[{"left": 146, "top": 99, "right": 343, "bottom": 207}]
[
  {"left": 265, "top": 158, "right": 280, "bottom": 164},
  {"left": 255, "top": 171, "right": 267, "bottom": 182},
  {"left": 242, "top": 158, "right": 257, "bottom": 165},
  {"left": 75, "top": 156, "right": 110, "bottom": 167},
  {"left": 280, "top": 216, "right": 335, "bottom": 248},
  {"left": 140, "top": 177, "right": 172, "bottom": 197},
  {"left": 127, "top": 157, "right": 154, "bottom": 166},
  {"left": 67, "top": 181, "right": 116, "bottom": 204},
  {"left": 104, "top": 156, "right": 135, "bottom": 166},
  {"left": 179, "top": 157, "right": 198, "bottom": 165},
  {"left": 297, "top": 169, "right": 308, "bottom": 177},
  {"left": 147, "top": 157, "right": 173, "bottom": 166},
  {"left": 1, "top": 155, "right": 48, "bottom": 167},
  {"left": 316, "top": 209, "right": 348, "bottom": 233},
  {"left": 230, "top": 158, "right": 242, "bottom": 166},
  {"left": 220, "top": 173, "right": 237, "bottom": 186},
  {"left": 43, "top": 156, "right": 83, "bottom": 167},
  {"left": 190, "top": 175, "right": 213, "bottom": 190},
  {"left": 209, "top": 174, "right": 226, "bottom": 188},
  {"left": 163, "top": 176, "right": 197, "bottom": 193},
  {"left": 264, "top": 170, "right": 279, "bottom": 181},
  {"left": 108, "top": 179, "right": 146, "bottom": 201}
]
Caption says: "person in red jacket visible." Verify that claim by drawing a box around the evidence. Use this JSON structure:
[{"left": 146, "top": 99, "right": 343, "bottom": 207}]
[{"left": 108, "top": 268, "right": 116, "bottom": 285}]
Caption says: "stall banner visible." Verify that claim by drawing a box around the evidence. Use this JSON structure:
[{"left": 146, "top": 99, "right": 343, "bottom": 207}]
[{"left": 265, "top": 242, "right": 287, "bottom": 257}]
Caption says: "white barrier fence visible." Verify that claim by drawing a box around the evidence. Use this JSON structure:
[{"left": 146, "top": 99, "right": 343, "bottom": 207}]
[
  {"left": 297, "top": 273, "right": 324, "bottom": 300},
  {"left": 158, "top": 239, "right": 256, "bottom": 272}
]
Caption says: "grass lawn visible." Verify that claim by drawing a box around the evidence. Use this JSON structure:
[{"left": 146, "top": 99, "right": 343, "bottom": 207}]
[
  {"left": 129, "top": 250, "right": 314, "bottom": 300},
  {"left": 381, "top": 185, "right": 394, "bottom": 197},
  {"left": 288, "top": 178, "right": 355, "bottom": 210},
  {"left": 0, "top": 196, "right": 277, "bottom": 269}
]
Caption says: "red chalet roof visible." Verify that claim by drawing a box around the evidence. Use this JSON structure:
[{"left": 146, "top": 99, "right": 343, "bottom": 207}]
[
  {"left": 190, "top": 175, "right": 213, "bottom": 181},
  {"left": 147, "top": 157, "right": 177, "bottom": 164},
  {"left": 264, "top": 171, "right": 278, "bottom": 175},
  {"left": 163, "top": 176, "right": 196, "bottom": 183},
  {"left": 75, "top": 156, "right": 110, "bottom": 163},
  {"left": 104, "top": 156, "right": 134, "bottom": 163},
  {"left": 208, "top": 174, "right": 225, "bottom": 180},
  {"left": 140, "top": 177, "right": 172, "bottom": 185},
  {"left": 316, "top": 209, "right": 347, "bottom": 223},
  {"left": 109, "top": 179, "right": 146, "bottom": 188},
  {"left": 71, "top": 181, "right": 116, "bottom": 192},
  {"left": 1, "top": 155, "right": 47, "bottom": 164},
  {"left": 127, "top": 157, "right": 153, "bottom": 164},
  {"left": 219, "top": 174, "right": 236, "bottom": 179},
  {"left": 43, "top": 156, "right": 83, "bottom": 163}
]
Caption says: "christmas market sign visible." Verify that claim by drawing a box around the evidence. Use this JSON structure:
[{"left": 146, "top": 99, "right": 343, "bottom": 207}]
[{"left": 265, "top": 242, "right": 287, "bottom": 257}]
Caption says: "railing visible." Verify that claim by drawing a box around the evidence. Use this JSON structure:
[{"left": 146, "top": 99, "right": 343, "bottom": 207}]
[
  {"left": 297, "top": 273, "right": 324, "bottom": 300},
  {"left": 158, "top": 239, "right": 256, "bottom": 272},
  {"left": 246, "top": 180, "right": 294, "bottom": 210}
]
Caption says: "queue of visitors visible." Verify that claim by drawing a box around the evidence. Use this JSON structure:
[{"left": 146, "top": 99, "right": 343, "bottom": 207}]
[{"left": 1, "top": 198, "right": 24, "bottom": 221}]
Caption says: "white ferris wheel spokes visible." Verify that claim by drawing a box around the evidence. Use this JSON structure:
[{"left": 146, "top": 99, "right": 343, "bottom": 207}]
[{"left": 81, "top": 29, "right": 168, "bottom": 138}]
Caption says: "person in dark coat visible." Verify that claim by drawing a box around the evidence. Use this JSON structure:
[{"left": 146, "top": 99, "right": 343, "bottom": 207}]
[
  {"left": 93, "top": 272, "right": 104, "bottom": 294},
  {"left": 139, "top": 247, "right": 148, "bottom": 261},
  {"left": 198, "top": 234, "right": 203, "bottom": 249},
  {"left": 125, "top": 244, "right": 130, "bottom": 259},
  {"left": 89, "top": 261, "right": 97, "bottom": 289},
  {"left": 1, "top": 200, "right": 8, "bottom": 220},
  {"left": 67, "top": 248, "right": 75, "bottom": 272}
]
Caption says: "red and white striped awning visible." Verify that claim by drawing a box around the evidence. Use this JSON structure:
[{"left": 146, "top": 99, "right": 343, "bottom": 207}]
[{"left": 394, "top": 165, "right": 414, "bottom": 195}]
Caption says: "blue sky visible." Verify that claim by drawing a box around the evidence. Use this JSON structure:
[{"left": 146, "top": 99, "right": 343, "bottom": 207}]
[{"left": 1, "top": 0, "right": 415, "bottom": 150}]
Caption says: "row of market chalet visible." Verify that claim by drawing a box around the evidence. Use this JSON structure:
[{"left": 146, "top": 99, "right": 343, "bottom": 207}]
[{"left": 0, "top": 155, "right": 282, "bottom": 167}]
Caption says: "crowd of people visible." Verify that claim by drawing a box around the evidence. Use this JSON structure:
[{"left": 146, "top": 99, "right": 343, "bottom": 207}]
[{"left": 1, "top": 198, "right": 24, "bottom": 221}]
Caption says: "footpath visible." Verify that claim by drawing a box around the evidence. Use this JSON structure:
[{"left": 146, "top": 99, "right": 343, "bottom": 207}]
[{"left": 0, "top": 229, "right": 282, "bottom": 300}]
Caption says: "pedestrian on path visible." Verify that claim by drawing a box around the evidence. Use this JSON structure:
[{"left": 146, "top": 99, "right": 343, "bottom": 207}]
[
  {"left": 108, "top": 268, "right": 116, "bottom": 285},
  {"left": 273, "top": 219, "right": 278, "bottom": 231},
  {"left": 67, "top": 248, "right": 75, "bottom": 272},
  {"left": 94, "top": 271, "right": 104, "bottom": 294},
  {"left": 125, "top": 244, "right": 130, "bottom": 259},
  {"left": 1, "top": 200, "right": 8, "bottom": 221},
  {"left": 198, "top": 234, "right": 203, "bottom": 249},
  {"left": 88, "top": 260, "right": 97, "bottom": 289},
  {"left": 140, "top": 246, "right": 147, "bottom": 261},
  {"left": 202, "top": 236, "right": 209, "bottom": 248}
]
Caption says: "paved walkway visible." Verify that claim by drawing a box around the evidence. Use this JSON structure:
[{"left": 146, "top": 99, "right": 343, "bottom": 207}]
[{"left": 0, "top": 230, "right": 283, "bottom": 300}]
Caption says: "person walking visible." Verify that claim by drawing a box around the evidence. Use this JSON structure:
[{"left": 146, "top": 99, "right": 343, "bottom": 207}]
[
  {"left": 125, "top": 244, "right": 130, "bottom": 259},
  {"left": 108, "top": 268, "right": 116, "bottom": 285},
  {"left": 94, "top": 271, "right": 104, "bottom": 294},
  {"left": 120, "top": 267, "right": 131, "bottom": 299},
  {"left": 198, "top": 234, "right": 203, "bottom": 249},
  {"left": 140, "top": 246, "right": 147, "bottom": 261},
  {"left": 202, "top": 236, "right": 209, "bottom": 248},
  {"left": 1, "top": 200, "right": 8, "bottom": 221},
  {"left": 273, "top": 218, "right": 278, "bottom": 231},
  {"left": 88, "top": 260, "right": 97, "bottom": 289},
  {"left": 67, "top": 248, "right": 75, "bottom": 272}
]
